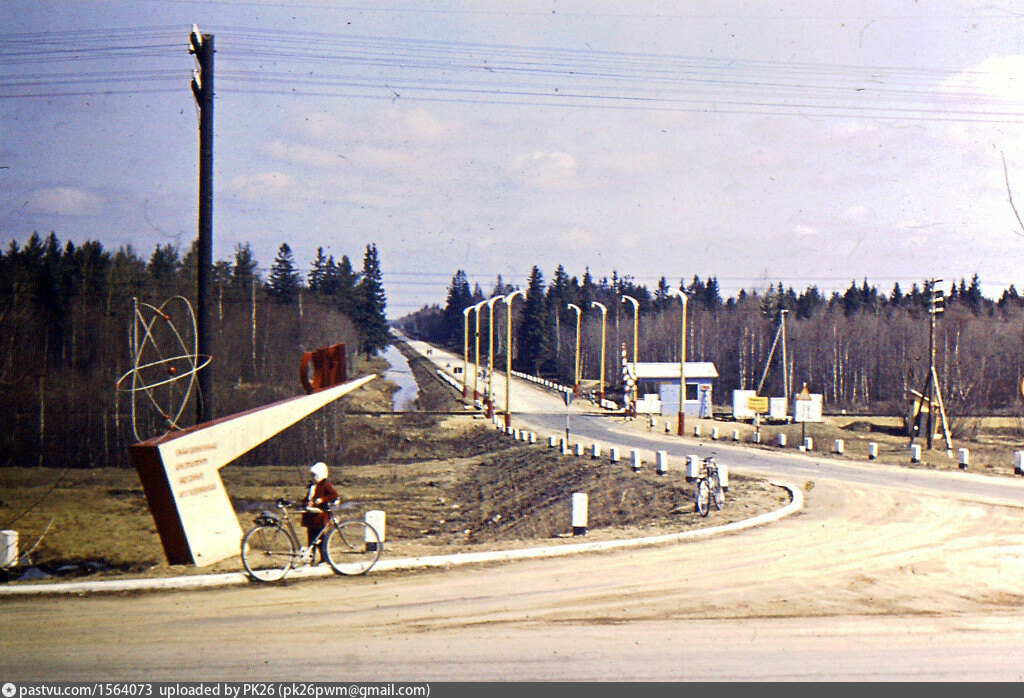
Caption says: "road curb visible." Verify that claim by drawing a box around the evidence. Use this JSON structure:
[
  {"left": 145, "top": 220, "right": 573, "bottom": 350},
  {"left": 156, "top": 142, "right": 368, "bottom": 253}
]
[{"left": 0, "top": 482, "right": 802, "bottom": 597}]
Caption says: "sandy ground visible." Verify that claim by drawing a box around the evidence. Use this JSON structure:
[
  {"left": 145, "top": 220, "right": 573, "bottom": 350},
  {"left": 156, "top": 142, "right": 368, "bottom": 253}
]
[{"left": 2, "top": 479, "right": 1022, "bottom": 680}]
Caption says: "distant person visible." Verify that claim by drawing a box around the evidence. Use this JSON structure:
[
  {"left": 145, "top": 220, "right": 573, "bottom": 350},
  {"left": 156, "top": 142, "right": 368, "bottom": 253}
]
[{"left": 302, "top": 461, "right": 339, "bottom": 563}]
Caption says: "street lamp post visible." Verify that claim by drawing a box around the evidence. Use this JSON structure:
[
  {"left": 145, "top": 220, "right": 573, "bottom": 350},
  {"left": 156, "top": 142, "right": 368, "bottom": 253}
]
[
  {"left": 590, "top": 301, "right": 608, "bottom": 405},
  {"left": 472, "top": 299, "right": 486, "bottom": 404},
  {"left": 621, "top": 295, "right": 640, "bottom": 412},
  {"left": 485, "top": 295, "right": 504, "bottom": 419},
  {"left": 503, "top": 290, "right": 525, "bottom": 428},
  {"left": 462, "top": 306, "right": 472, "bottom": 398},
  {"left": 667, "top": 288, "right": 688, "bottom": 436},
  {"left": 567, "top": 303, "right": 582, "bottom": 393}
]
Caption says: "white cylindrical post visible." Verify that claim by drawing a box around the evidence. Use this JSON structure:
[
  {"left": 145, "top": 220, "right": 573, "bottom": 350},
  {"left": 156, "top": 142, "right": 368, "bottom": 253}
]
[
  {"left": 571, "top": 493, "right": 588, "bottom": 536},
  {"left": 591, "top": 443, "right": 601, "bottom": 459},
  {"left": 656, "top": 450, "right": 668, "bottom": 475},
  {"left": 561, "top": 439, "right": 570, "bottom": 455},
  {"left": 529, "top": 432, "right": 536, "bottom": 444},
  {"left": 685, "top": 455, "right": 700, "bottom": 481},
  {"left": 803, "top": 437, "right": 814, "bottom": 451},
  {"left": 1015, "top": 451, "right": 1024, "bottom": 475},
  {"left": 732, "top": 429, "right": 739, "bottom": 442},
  {"left": 631, "top": 449, "right": 641, "bottom": 471},
  {"left": 958, "top": 448, "right": 969, "bottom": 469},
  {"left": 664, "top": 422, "right": 670, "bottom": 434},
  {"left": 610, "top": 446, "right": 620, "bottom": 462},
  {"left": 549, "top": 435, "right": 557, "bottom": 448},
  {"left": 575, "top": 442, "right": 584, "bottom": 457},
  {"left": 777, "top": 433, "right": 787, "bottom": 447},
  {"left": 752, "top": 431, "right": 761, "bottom": 444},
  {"left": 693, "top": 425, "right": 700, "bottom": 437},
  {"left": 834, "top": 439, "right": 844, "bottom": 455},
  {"left": 711, "top": 427, "right": 719, "bottom": 440},
  {"left": 0, "top": 530, "right": 18, "bottom": 568},
  {"left": 365, "top": 510, "right": 386, "bottom": 552},
  {"left": 911, "top": 444, "right": 922, "bottom": 463},
  {"left": 718, "top": 462, "right": 730, "bottom": 492},
  {"left": 869, "top": 442, "right": 878, "bottom": 460}
]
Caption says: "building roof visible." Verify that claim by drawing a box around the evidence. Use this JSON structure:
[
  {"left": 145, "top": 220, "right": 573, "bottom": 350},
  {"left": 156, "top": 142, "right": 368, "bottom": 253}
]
[{"left": 634, "top": 362, "right": 719, "bottom": 380}]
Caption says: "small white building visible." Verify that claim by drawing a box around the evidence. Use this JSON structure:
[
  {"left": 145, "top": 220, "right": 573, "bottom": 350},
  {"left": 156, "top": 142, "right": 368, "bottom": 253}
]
[{"left": 632, "top": 362, "right": 719, "bottom": 418}]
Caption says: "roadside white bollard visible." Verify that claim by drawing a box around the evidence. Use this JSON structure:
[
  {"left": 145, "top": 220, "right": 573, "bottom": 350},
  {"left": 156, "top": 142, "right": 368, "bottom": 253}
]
[
  {"left": 778, "top": 433, "right": 787, "bottom": 448},
  {"left": 732, "top": 429, "right": 740, "bottom": 442},
  {"left": 561, "top": 439, "right": 570, "bottom": 455},
  {"left": 575, "top": 442, "right": 585, "bottom": 457},
  {"left": 752, "top": 431, "right": 761, "bottom": 444},
  {"left": 548, "top": 435, "right": 557, "bottom": 448},
  {"left": 664, "top": 422, "right": 670, "bottom": 434},
  {"left": 656, "top": 450, "right": 668, "bottom": 475},
  {"left": 803, "top": 437, "right": 814, "bottom": 451},
  {"left": 1, "top": 530, "right": 18, "bottom": 568},
  {"left": 365, "top": 510, "right": 386, "bottom": 551},
  {"left": 512, "top": 428, "right": 520, "bottom": 440},
  {"left": 718, "top": 462, "right": 730, "bottom": 492},
  {"left": 571, "top": 493, "right": 588, "bottom": 536},
  {"left": 869, "top": 442, "right": 878, "bottom": 460},
  {"left": 649, "top": 415, "right": 655, "bottom": 428},
  {"left": 529, "top": 432, "right": 536, "bottom": 444},
  {"left": 685, "top": 455, "right": 700, "bottom": 482},
  {"left": 711, "top": 427, "right": 719, "bottom": 440},
  {"left": 958, "top": 448, "right": 969, "bottom": 470},
  {"left": 694, "top": 425, "right": 701, "bottom": 437},
  {"left": 834, "top": 439, "right": 844, "bottom": 455},
  {"left": 591, "top": 443, "right": 601, "bottom": 459},
  {"left": 610, "top": 446, "right": 620, "bottom": 463},
  {"left": 1015, "top": 451, "right": 1024, "bottom": 475},
  {"left": 631, "top": 449, "right": 642, "bottom": 472},
  {"left": 911, "top": 444, "right": 922, "bottom": 463}
]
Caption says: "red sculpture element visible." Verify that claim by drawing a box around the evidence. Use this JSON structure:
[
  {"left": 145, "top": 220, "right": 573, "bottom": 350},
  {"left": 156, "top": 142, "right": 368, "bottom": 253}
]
[{"left": 300, "top": 343, "right": 347, "bottom": 394}]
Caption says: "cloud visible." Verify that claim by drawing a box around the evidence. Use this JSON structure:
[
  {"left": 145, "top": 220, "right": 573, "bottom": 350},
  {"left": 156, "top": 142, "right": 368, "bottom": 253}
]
[
  {"left": 267, "top": 140, "right": 341, "bottom": 168},
  {"left": 29, "top": 186, "right": 101, "bottom": 216},
  {"left": 841, "top": 205, "right": 870, "bottom": 222},
  {"left": 228, "top": 171, "right": 295, "bottom": 200},
  {"left": 794, "top": 224, "right": 819, "bottom": 237},
  {"left": 517, "top": 150, "right": 579, "bottom": 190},
  {"left": 384, "top": 107, "right": 455, "bottom": 144}
]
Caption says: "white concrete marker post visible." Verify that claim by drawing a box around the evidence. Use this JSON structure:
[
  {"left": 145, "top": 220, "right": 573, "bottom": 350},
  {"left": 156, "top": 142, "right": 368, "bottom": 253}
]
[
  {"left": 365, "top": 510, "right": 386, "bottom": 552},
  {"left": 958, "top": 448, "right": 969, "bottom": 470},
  {"left": 778, "top": 433, "right": 787, "bottom": 447},
  {"left": 610, "top": 447, "right": 620, "bottom": 463},
  {"left": 693, "top": 425, "right": 700, "bottom": 437},
  {"left": 656, "top": 450, "right": 668, "bottom": 475},
  {"left": 561, "top": 439, "right": 570, "bottom": 455},
  {"left": 733, "top": 429, "right": 740, "bottom": 442},
  {"left": 1015, "top": 451, "right": 1024, "bottom": 475},
  {"left": 575, "top": 442, "right": 584, "bottom": 457},
  {"left": 571, "top": 493, "right": 588, "bottom": 536},
  {"left": 869, "top": 442, "right": 878, "bottom": 460},
  {"left": 834, "top": 439, "right": 844, "bottom": 455},
  {"left": 711, "top": 427, "right": 719, "bottom": 440},
  {"left": 911, "top": 444, "right": 922, "bottom": 463},
  {"left": 631, "top": 449, "right": 642, "bottom": 472},
  {"left": 549, "top": 436, "right": 557, "bottom": 448},
  {"left": 803, "top": 437, "right": 814, "bottom": 451},
  {"left": 591, "top": 443, "right": 601, "bottom": 459},
  {"left": 529, "top": 432, "right": 536, "bottom": 444},
  {"left": 1, "top": 530, "right": 17, "bottom": 568}
]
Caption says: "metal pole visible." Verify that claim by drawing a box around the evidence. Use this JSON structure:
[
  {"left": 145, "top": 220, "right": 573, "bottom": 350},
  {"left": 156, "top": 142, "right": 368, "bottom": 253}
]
[
  {"left": 591, "top": 302, "right": 607, "bottom": 403},
  {"left": 504, "top": 290, "right": 525, "bottom": 427},
  {"left": 567, "top": 303, "right": 582, "bottom": 393},
  {"left": 622, "top": 296, "right": 640, "bottom": 408},
  {"left": 473, "top": 300, "right": 485, "bottom": 403},
  {"left": 486, "top": 295, "right": 503, "bottom": 418},
  {"left": 462, "top": 307, "right": 471, "bottom": 397},
  {"left": 667, "top": 289, "right": 687, "bottom": 435}
]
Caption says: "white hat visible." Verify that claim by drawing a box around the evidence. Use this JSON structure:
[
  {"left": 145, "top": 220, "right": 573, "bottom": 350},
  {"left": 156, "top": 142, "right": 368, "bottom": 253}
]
[{"left": 309, "top": 461, "right": 328, "bottom": 481}]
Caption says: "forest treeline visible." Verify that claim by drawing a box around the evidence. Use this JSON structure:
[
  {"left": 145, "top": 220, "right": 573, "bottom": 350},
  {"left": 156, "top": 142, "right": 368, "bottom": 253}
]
[
  {"left": 0, "top": 232, "right": 390, "bottom": 469},
  {"left": 397, "top": 265, "right": 1024, "bottom": 417}
]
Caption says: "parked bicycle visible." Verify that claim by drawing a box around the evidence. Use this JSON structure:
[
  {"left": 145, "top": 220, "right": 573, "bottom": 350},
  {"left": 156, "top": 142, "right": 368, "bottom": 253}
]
[
  {"left": 693, "top": 454, "right": 726, "bottom": 517},
  {"left": 241, "top": 498, "right": 381, "bottom": 583}
]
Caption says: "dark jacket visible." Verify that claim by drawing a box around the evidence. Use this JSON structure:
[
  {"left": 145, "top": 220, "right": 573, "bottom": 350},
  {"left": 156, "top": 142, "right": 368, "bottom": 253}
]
[{"left": 301, "top": 480, "right": 339, "bottom": 528}]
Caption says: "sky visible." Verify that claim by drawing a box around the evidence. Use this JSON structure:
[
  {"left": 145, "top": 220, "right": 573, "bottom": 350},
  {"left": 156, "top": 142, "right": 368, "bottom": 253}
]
[{"left": 3, "top": 0, "right": 1024, "bottom": 318}]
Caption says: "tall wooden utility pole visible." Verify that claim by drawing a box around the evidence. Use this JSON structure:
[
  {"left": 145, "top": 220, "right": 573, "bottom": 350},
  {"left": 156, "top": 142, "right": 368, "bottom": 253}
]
[
  {"left": 909, "top": 279, "right": 953, "bottom": 452},
  {"left": 190, "top": 25, "right": 215, "bottom": 424}
]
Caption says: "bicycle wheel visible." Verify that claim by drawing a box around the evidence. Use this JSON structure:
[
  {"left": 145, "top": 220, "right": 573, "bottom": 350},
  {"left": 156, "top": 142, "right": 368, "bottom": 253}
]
[
  {"left": 241, "top": 524, "right": 296, "bottom": 583},
  {"left": 695, "top": 478, "right": 711, "bottom": 517},
  {"left": 710, "top": 472, "right": 725, "bottom": 511},
  {"left": 325, "top": 520, "right": 381, "bottom": 576}
]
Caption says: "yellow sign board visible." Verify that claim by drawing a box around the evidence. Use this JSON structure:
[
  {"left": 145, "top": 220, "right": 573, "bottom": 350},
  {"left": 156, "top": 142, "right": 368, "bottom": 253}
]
[{"left": 747, "top": 396, "right": 769, "bottom": 413}]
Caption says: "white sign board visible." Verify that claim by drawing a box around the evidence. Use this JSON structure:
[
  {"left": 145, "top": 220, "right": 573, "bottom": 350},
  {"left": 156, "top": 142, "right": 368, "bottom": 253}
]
[{"left": 793, "top": 393, "right": 824, "bottom": 423}]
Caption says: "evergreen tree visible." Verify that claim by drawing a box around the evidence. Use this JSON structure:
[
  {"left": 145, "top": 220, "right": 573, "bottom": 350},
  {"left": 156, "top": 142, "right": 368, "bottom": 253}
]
[
  {"left": 516, "top": 265, "right": 550, "bottom": 373},
  {"left": 442, "top": 269, "right": 473, "bottom": 348},
  {"left": 268, "top": 243, "right": 301, "bottom": 303},
  {"left": 308, "top": 246, "right": 329, "bottom": 294},
  {"left": 231, "top": 242, "right": 259, "bottom": 290},
  {"left": 147, "top": 243, "right": 180, "bottom": 285},
  {"left": 354, "top": 243, "right": 390, "bottom": 356}
]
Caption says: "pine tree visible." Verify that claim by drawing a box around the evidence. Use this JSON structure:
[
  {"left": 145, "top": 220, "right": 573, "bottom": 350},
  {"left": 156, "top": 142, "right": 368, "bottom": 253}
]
[
  {"left": 442, "top": 269, "right": 473, "bottom": 348},
  {"left": 308, "top": 246, "right": 329, "bottom": 294},
  {"left": 516, "top": 265, "right": 550, "bottom": 373},
  {"left": 354, "top": 243, "right": 390, "bottom": 356},
  {"left": 268, "top": 243, "right": 301, "bottom": 303},
  {"left": 231, "top": 242, "right": 259, "bottom": 290}
]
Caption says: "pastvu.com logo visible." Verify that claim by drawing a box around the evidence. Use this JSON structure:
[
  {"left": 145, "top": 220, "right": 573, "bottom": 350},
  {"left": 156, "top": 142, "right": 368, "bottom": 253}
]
[{"left": 3, "top": 683, "right": 16, "bottom": 698}]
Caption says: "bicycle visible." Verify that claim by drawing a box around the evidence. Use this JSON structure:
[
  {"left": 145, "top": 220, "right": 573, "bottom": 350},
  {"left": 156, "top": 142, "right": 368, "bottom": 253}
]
[
  {"left": 241, "top": 498, "right": 382, "bottom": 583},
  {"left": 693, "top": 454, "right": 726, "bottom": 517}
]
